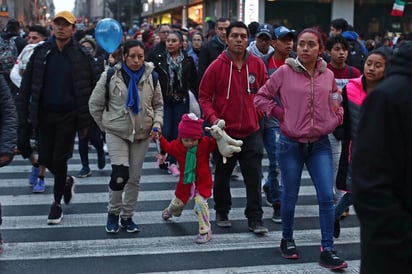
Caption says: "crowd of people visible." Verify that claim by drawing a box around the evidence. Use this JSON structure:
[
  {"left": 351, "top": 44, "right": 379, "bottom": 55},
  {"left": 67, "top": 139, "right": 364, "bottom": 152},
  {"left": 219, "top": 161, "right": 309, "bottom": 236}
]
[{"left": 0, "top": 11, "right": 411, "bottom": 272}]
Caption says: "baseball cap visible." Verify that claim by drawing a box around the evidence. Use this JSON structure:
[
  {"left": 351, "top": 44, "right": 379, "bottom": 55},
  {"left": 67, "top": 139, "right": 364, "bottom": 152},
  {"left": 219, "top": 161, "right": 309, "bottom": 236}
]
[
  {"left": 53, "top": 11, "right": 76, "bottom": 25},
  {"left": 256, "top": 24, "right": 273, "bottom": 39},
  {"left": 274, "top": 26, "right": 295, "bottom": 39}
]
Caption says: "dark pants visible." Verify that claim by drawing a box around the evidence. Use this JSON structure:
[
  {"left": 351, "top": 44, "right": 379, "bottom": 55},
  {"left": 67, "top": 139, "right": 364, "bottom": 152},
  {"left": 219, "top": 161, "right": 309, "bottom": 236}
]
[
  {"left": 78, "top": 123, "right": 104, "bottom": 168},
  {"left": 213, "top": 130, "right": 264, "bottom": 221},
  {"left": 37, "top": 110, "right": 77, "bottom": 203},
  {"left": 162, "top": 96, "right": 189, "bottom": 165}
]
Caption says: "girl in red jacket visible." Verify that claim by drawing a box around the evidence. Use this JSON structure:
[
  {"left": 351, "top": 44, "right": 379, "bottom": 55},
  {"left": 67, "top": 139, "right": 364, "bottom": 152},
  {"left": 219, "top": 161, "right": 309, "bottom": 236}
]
[{"left": 157, "top": 113, "right": 217, "bottom": 244}]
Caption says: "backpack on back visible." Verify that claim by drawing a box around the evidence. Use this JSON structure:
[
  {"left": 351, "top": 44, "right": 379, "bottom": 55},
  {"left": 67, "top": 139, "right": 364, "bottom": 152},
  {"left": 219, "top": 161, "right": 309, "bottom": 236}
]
[
  {"left": 0, "top": 36, "right": 18, "bottom": 74},
  {"left": 346, "top": 39, "right": 365, "bottom": 73}
]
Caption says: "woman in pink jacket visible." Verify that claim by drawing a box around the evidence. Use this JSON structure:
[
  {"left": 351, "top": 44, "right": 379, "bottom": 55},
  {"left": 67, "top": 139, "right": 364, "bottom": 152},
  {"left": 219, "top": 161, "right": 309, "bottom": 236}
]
[{"left": 255, "top": 28, "right": 346, "bottom": 270}]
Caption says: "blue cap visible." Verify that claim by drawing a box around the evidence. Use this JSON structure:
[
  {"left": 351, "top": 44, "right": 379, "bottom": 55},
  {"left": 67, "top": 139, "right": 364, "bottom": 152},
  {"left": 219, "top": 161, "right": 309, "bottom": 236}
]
[
  {"left": 274, "top": 26, "right": 295, "bottom": 39},
  {"left": 256, "top": 24, "right": 273, "bottom": 39}
]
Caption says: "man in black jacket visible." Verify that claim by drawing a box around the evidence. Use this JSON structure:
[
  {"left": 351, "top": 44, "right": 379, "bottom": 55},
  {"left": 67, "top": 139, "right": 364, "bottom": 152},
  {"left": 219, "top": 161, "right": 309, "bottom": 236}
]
[
  {"left": 16, "top": 11, "right": 97, "bottom": 225},
  {"left": 352, "top": 39, "right": 412, "bottom": 273},
  {"left": 198, "top": 17, "right": 230, "bottom": 81}
]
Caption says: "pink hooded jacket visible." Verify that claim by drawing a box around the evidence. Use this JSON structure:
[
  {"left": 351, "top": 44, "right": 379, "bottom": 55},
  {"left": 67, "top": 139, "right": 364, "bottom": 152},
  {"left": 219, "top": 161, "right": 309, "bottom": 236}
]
[{"left": 255, "top": 57, "right": 343, "bottom": 143}]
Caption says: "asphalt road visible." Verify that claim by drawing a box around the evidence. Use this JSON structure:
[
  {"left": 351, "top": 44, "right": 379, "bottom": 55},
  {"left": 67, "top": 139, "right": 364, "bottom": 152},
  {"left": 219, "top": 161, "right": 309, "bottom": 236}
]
[{"left": 0, "top": 143, "right": 361, "bottom": 274}]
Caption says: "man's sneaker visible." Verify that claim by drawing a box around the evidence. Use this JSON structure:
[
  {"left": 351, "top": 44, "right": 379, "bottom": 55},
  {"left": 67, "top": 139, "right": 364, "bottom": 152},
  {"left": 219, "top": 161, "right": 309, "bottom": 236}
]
[
  {"left": 262, "top": 184, "right": 272, "bottom": 206},
  {"left": 215, "top": 212, "right": 232, "bottom": 228},
  {"left": 248, "top": 220, "right": 269, "bottom": 234},
  {"left": 28, "top": 166, "right": 40, "bottom": 185},
  {"left": 77, "top": 167, "right": 91, "bottom": 178},
  {"left": 47, "top": 203, "right": 63, "bottom": 225},
  {"left": 106, "top": 213, "right": 120, "bottom": 233},
  {"left": 279, "top": 239, "right": 299, "bottom": 259},
  {"left": 319, "top": 248, "right": 348, "bottom": 270},
  {"left": 97, "top": 151, "right": 106, "bottom": 170},
  {"left": 162, "top": 208, "right": 172, "bottom": 220},
  {"left": 334, "top": 219, "right": 341, "bottom": 238},
  {"left": 120, "top": 218, "right": 140, "bottom": 233},
  {"left": 168, "top": 163, "right": 180, "bottom": 177},
  {"left": 272, "top": 201, "right": 282, "bottom": 224},
  {"left": 195, "top": 230, "right": 212, "bottom": 244},
  {"left": 63, "top": 176, "right": 76, "bottom": 204},
  {"left": 32, "top": 178, "right": 46, "bottom": 193}
]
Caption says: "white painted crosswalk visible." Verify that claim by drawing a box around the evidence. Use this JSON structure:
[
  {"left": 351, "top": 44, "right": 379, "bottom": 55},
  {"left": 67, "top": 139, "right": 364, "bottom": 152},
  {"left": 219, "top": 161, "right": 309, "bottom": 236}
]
[{"left": 0, "top": 144, "right": 361, "bottom": 273}]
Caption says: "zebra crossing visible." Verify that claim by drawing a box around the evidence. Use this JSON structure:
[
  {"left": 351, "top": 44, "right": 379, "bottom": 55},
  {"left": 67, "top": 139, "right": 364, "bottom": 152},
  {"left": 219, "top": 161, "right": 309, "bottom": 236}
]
[{"left": 0, "top": 143, "right": 361, "bottom": 274}]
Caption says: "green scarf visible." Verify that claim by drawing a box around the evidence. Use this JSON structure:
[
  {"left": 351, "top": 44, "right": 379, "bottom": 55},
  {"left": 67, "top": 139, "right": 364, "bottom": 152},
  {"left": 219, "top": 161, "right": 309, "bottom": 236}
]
[{"left": 183, "top": 146, "right": 197, "bottom": 184}]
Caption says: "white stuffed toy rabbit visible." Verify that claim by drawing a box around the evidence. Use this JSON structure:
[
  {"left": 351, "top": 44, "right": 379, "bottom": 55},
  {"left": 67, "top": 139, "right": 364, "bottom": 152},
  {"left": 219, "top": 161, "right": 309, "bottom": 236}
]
[{"left": 205, "top": 120, "right": 243, "bottom": 164}]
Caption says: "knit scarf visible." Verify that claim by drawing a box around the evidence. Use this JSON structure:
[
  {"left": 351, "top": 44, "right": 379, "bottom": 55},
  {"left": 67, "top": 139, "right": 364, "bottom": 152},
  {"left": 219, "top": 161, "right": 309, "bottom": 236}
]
[
  {"left": 183, "top": 145, "right": 197, "bottom": 184},
  {"left": 166, "top": 50, "right": 184, "bottom": 88},
  {"left": 122, "top": 62, "right": 144, "bottom": 115}
]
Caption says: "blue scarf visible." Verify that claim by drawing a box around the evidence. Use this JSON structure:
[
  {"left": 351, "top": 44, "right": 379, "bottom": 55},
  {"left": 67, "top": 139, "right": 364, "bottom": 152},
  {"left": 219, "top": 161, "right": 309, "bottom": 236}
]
[{"left": 122, "top": 62, "right": 145, "bottom": 115}]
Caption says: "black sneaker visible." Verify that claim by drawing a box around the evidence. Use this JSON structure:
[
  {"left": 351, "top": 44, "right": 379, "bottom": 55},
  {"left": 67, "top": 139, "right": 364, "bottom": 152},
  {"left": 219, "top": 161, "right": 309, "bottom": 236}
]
[
  {"left": 120, "top": 218, "right": 140, "bottom": 233},
  {"left": 215, "top": 212, "right": 232, "bottom": 228},
  {"left": 272, "top": 201, "right": 281, "bottom": 224},
  {"left": 248, "top": 219, "right": 268, "bottom": 234},
  {"left": 47, "top": 203, "right": 63, "bottom": 225},
  {"left": 279, "top": 239, "right": 299, "bottom": 259},
  {"left": 63, "top": 176, "right": 76, "bottom": 204},
  {"left": 262, "top": 184, "right": 272, "bottom": 206},
  {"left": 319, "top": 249, "right": 348, "bottom": 270},
  {"left": 334, "top": 219, "right": 341, "bottom": 238},
  {"left": 106, "top": 213, "right": 120, "bottom": 233}
]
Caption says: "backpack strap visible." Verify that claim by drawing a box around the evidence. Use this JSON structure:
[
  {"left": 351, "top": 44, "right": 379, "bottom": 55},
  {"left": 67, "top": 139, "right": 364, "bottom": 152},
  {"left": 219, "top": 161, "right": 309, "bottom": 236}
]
[
  {"left": 104, "top": 66, "right": 115, "bottom": 111},
  {"left": 151, "top": 70, "right": 158, "bottom": 91}
]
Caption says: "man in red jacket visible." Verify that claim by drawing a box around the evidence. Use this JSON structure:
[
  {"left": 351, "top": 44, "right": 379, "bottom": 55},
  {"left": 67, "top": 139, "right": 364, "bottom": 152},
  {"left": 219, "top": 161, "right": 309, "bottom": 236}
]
[{"left": 199, "top": 21, "right": 268, "bottom": 234}]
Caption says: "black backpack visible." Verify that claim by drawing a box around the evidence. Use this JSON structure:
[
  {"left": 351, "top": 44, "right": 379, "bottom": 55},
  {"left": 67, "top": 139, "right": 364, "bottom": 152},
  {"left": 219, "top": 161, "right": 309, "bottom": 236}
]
[
  {"left": 346, "top": 39, "right": 365, "bottom": 73},
  {"left": 104, "top": 67, "right": 159, "bottom": 111},
  {"left": 0, "top": 36, "right": 18, "bottom": 74}
]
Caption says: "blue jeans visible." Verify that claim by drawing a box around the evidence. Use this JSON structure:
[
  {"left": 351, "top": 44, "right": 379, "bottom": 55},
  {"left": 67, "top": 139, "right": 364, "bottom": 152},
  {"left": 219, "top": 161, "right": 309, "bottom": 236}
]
[
  {"left": 162, "top": 96, "right": 189, "bottom": 164},
  {"left": 263, "top": 126, "right": 282, "bottom": 204},
  {"left": 278, "top": 134, "right": 335, "bottom": 250}
]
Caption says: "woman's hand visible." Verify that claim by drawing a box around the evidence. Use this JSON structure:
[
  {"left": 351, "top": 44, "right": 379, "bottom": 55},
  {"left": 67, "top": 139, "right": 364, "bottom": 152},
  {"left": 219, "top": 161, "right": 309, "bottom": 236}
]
[{"left": 150, "top": 127, "right": 162, "bottom": 139}]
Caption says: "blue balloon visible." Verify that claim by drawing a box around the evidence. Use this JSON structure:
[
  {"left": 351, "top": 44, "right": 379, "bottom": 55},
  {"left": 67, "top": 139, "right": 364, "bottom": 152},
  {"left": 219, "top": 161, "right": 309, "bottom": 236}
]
[{"left": 95, "top": 18, "right": 123, "bottom": 54}]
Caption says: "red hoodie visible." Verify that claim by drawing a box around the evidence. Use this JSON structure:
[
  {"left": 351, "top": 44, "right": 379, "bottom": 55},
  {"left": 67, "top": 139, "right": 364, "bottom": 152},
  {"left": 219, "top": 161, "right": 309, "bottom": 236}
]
[{"left": 199, "top": 50, "right": 267, "bottom": 139}]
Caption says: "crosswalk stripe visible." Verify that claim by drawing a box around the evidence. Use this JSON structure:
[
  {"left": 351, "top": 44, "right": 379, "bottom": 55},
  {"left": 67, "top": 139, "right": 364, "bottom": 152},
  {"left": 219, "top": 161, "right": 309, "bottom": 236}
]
[
  {"left": 0, "top": 227, "right": 359, "bottom": 260},
  {"left": 1, "top": 205, "right": 355, "bottom": 229},
  {"left": 0, "top": 185, "right": 320, "bottom": 206},
  {"left": 140, "top": 260, "right": 361, "bottom": 274}
]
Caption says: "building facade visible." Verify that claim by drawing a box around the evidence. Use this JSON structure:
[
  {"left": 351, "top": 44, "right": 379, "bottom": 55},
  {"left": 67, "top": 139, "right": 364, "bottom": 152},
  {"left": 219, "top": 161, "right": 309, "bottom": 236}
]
[{"left": 0, "top": 0, "right": 54, "bottom": 29}]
